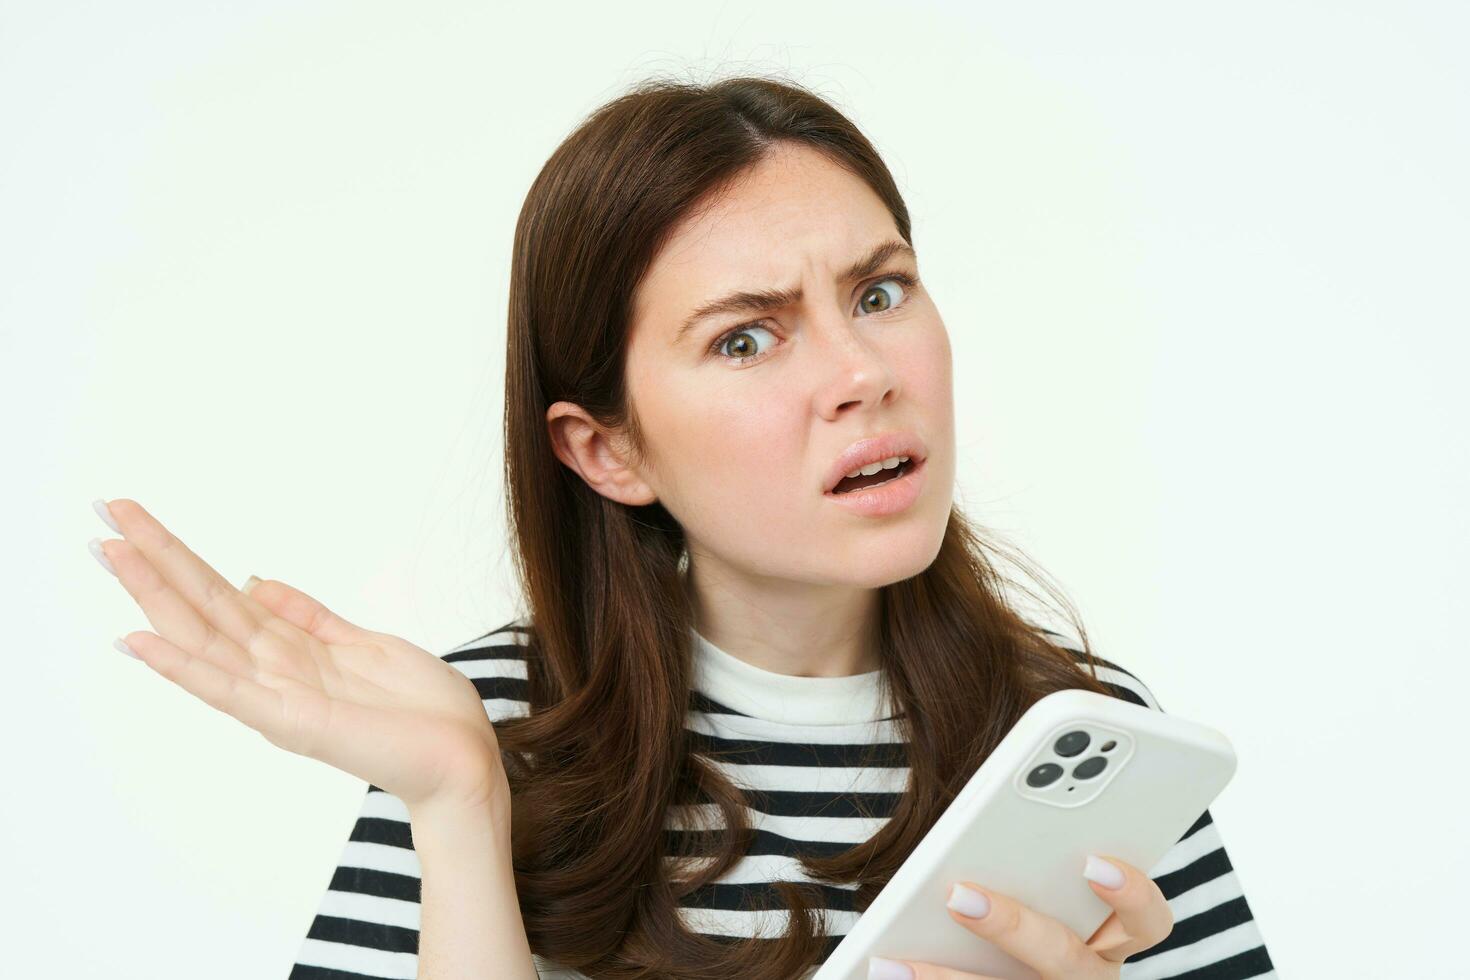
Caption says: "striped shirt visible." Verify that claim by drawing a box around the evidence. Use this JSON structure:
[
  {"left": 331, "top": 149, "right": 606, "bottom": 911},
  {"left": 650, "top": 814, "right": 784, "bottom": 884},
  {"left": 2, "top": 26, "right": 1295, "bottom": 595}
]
[{"left": 290, "top": 619, "right": 1276, "bottom": 979}]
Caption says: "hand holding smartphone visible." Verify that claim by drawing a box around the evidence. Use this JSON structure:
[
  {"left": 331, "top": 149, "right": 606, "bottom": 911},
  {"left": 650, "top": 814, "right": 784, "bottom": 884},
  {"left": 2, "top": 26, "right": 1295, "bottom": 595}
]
[{"left": 810, "top": 688, "right": 1237, "bottom": 980}]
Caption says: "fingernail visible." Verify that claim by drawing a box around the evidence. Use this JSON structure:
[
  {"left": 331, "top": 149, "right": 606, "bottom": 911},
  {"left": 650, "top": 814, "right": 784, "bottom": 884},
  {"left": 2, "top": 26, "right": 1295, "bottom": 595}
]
[
  {"left": 868, "top": 957, "right": 915, "bottom": 980},
  {"left": 1084, "top": 854, "right": 1126, "bottom": 889},
  {"left": 114, "top": 636, "right": 141, "bottom": 660},
  {"left": 92, "top": 498, "right": 122, "bottom": 534},
  {"left": 947, "top": 882, "right": 990, "bottom": 918},
  {"left": 88, "top": 537, "right": 117, "bottom": 577},
  {"left": 242, "top": 575, "right": 262, "bottom": 594}
]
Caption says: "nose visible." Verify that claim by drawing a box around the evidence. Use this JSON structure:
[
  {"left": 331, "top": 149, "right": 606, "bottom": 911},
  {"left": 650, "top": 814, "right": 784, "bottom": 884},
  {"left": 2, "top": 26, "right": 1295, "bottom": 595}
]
[{"left": 808, "top": 308, "right": 901, "bottom": 417}]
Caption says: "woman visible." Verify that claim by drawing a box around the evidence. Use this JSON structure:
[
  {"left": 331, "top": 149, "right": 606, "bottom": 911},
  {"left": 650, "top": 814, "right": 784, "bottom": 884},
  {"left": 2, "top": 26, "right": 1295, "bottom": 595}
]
[{"left": 90, "top": 75, "right": 1275, "bottom": 979}]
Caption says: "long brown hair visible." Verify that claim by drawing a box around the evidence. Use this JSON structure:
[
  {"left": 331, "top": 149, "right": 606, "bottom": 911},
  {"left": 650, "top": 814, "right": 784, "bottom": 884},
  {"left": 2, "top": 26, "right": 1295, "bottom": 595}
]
[{"left": 494, "top": 71, "right": 1118, "bottom": 979}]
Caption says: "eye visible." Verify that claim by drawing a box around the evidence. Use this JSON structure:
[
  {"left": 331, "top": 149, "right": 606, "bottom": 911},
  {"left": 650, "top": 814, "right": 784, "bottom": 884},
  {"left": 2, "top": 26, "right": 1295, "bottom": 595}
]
[
  {"left": 711, "top": 323, "right": 777, "bottom": 365},
  {"left": 708, "top": 272, "right": 920, "bottom": 367},
  {"left": 858, "top": 276, "right": 909, "bottom": 315}
]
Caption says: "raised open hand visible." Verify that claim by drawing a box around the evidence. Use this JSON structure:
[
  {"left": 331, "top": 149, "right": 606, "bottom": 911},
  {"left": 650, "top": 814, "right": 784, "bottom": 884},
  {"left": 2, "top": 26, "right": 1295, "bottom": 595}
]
[{"left": 88, "top": 498, "right": 509, "bottom": 817}]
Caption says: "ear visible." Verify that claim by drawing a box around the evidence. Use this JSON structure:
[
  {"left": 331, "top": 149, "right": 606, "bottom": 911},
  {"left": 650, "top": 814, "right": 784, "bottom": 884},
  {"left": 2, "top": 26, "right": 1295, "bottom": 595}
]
[{"left": 545, "top": 401, "right": 658, "bottom": 506}]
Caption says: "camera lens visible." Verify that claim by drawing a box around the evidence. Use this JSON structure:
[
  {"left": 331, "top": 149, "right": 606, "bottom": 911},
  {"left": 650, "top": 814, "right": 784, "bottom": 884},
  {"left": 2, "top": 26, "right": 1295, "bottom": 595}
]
[
  {"left": 1026, "top": 763, "right": 1063, "bottom": 787},
  {"left": 1054, "top": 730, "right": 1090, "bottom": 757},
  {"left": 1072, "top": 756, "right": 1107, "bottom": 780}
]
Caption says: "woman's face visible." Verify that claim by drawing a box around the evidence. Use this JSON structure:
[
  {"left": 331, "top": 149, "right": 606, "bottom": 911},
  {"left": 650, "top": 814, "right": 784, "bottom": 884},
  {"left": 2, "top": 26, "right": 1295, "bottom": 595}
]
[{"left": 560, "top": 141, "right": 955, "bottom": 590}]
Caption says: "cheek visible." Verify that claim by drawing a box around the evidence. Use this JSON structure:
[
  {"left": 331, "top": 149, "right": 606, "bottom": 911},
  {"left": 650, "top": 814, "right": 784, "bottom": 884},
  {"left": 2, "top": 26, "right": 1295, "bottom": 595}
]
[
  {"left": 670, "top": 395, "right": 811, "bottom": 526},
  {"left": 909, "top": 328, "right": 952, "bottom": 392},
  {"left": 697, "top": 397, "right": 806, "bottom": 493}
]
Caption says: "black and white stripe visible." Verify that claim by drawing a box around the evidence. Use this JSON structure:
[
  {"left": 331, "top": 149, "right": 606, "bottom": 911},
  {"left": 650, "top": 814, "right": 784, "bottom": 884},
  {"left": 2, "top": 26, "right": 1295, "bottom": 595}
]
[{"left": 289, "top": 622, "right": 1275, "bottom": 979}]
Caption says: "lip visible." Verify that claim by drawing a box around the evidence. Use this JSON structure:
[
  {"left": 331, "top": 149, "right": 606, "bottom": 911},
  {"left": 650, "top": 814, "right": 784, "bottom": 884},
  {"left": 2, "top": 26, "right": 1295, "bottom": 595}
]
[
  {"left": 823, "top": 454, "right": 927, "bottom": 517},
  {"left": 822, "top": 430, "right": 929, "bottom": 495}
]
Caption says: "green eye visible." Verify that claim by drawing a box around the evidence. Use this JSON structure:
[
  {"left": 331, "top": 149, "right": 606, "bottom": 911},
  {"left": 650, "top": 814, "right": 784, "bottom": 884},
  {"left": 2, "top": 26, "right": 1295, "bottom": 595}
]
[
  {"left": 859, "top": 278, "right": 905, "bottom": 314},
  {"left": 714, "top": 324, "right": 777, "bottom": 362}
]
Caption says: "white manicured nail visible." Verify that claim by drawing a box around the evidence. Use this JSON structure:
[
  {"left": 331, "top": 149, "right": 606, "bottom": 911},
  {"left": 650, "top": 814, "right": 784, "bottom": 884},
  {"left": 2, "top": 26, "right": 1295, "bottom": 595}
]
[
  {"left": 1084, "top": 854, "right": 1126, "bottom": 889},
  {"left": 114, "top": 637, "right": 141, "bottom": 660},
  {"left": 868, "top": 957, "right": 915, "bottom": 980},
  {"left": 88, "top": 538, "right": 117, "bottom": 576},
  {"left": 947, "top": 883, "right": 991, "bottom": 918},
  {"left": 93, "top": 498, "right": 122, "bottom": 534}
]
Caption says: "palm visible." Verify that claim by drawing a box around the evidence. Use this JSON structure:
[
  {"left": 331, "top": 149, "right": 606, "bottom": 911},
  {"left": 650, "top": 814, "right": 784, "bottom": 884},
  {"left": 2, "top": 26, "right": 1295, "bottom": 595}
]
[{"left": 256, "top": 627, "right": 504, "bottom": 809}]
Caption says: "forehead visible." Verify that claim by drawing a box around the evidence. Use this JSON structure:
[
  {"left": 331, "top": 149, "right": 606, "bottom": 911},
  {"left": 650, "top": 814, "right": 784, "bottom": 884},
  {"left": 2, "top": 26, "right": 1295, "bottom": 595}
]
[{"left": 632, "top": 144, "right": 899, "bottom": 338}]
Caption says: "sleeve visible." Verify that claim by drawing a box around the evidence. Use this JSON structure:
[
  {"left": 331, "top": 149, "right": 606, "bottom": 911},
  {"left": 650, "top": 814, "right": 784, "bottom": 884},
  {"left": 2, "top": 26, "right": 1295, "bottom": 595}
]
[
  {"left": 288, "top": 619, "right": 577, "bottom": 979},
  {"left": 1046, "top": 632, "right": 1279, "bottom": 979},
  {"left": 289, "top": 783, "right": 421, "bottom": 980}
]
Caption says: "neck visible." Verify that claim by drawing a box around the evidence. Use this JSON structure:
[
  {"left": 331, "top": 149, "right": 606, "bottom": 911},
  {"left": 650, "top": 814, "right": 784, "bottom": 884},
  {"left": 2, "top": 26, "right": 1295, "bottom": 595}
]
[{"left": 680, "top": 562, "right": 882, "bottom": 678}]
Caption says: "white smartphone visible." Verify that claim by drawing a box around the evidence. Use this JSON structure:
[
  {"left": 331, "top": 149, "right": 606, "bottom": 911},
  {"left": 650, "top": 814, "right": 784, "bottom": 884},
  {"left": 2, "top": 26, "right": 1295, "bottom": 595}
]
[{"left": 809, "top": 688, "right": 1237, "bottom": 980}]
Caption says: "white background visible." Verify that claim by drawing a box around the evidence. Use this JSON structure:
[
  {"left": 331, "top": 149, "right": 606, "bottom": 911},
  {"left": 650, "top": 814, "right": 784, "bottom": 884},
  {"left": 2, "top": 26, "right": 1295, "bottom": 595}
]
[{"left": 5, "top": 1, "right": 1465, "bottom": 976}]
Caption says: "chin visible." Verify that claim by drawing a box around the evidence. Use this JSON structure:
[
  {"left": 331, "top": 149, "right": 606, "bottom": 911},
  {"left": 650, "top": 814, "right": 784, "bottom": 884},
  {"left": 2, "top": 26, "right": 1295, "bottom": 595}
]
[{"left": 842, "top": 542, "right": 940, "bottom": 589}]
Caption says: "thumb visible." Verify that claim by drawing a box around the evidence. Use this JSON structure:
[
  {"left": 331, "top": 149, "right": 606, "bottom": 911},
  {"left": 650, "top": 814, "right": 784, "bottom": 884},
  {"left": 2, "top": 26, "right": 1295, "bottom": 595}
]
[{"left": 242, "top": 575, "right": 372, "bottom": 646}]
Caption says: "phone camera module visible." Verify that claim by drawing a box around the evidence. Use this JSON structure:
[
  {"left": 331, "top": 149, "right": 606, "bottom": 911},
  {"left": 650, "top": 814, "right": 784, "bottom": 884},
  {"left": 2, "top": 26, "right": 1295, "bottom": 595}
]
[
  {"left": 1022, "top": 726, "right": 1128, "bottom": 806},
  {"left": 1054, "top": 730, "right": 1090, "bottom": 757}
]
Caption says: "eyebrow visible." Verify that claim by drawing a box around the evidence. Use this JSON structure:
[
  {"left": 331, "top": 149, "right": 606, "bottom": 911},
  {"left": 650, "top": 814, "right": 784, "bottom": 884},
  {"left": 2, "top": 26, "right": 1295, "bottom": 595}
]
[{"left": 674, "top": 239, "right": 917, "bottom": 346}]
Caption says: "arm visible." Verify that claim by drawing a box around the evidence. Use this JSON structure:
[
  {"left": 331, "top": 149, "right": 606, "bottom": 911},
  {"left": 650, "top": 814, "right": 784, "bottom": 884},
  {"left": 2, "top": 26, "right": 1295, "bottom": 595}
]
[
  {"left": 410, "top": 796, "right": 539, "bottom": 980},
  {"left": 286, "top": 622, "right": 542, "bottom": 979}
]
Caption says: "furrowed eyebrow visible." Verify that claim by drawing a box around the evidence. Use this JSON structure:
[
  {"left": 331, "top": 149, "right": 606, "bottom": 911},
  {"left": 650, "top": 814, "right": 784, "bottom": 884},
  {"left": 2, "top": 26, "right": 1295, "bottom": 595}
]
[{"left": 674, "top": 239, "right": 917, "bottom": 346}]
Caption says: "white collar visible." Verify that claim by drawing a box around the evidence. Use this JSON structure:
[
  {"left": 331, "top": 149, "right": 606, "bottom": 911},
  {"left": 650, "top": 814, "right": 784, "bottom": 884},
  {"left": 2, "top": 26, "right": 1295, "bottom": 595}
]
[{"left": 690, "top": 626, "right": 893, "bottom": 725}]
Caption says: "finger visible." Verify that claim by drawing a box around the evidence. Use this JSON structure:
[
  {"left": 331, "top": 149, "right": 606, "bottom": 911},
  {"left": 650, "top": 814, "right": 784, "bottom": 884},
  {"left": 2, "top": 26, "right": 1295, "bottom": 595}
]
[
  {"left": 98, "top": 534, "right": 256, "bottom": 678},
  {"left": 943, "top": 881, "right": 1100, "bottom": 978},
  {"left": 1081, "top": 855, "right": 1174, "bottom": 962},
  {"left": 244, "top": 576, "right": 374, "bottom": 647},
  {"left": 122, "top": 628, "right": 289, "bottom": 740},
  {"left": 868, "top": 956, "right": 1002, "bottom": 980},
  {"left": 101, "top": 498, "right": 264, "bottom": 648},
  {"left": 1084, "top": 912, "right": 1125, "bottom": 953}
]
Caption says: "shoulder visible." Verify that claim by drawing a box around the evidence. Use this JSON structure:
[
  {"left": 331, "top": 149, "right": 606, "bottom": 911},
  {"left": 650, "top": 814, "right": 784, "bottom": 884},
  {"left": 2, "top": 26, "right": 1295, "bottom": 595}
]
[
  {"left": 1031, "top": 624, "right": 1167, "bottom": 713},
  {"left": 438, "top": 613, "right": 535, "bottom": 661},
  {"left": 436, "top": 614, "right": 535, "bottom": 725}
]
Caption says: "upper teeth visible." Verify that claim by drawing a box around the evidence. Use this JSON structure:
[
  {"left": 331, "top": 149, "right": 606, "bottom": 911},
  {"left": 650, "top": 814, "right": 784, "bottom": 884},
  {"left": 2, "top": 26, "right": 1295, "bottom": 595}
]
[{"left": 843, "top": 455, "right": 910, "bottom": 480}]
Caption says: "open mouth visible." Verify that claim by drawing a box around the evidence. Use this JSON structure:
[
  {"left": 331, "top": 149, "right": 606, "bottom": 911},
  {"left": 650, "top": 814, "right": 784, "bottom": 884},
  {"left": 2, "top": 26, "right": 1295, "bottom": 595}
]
[{"left": 828, "top": 456, "right": 923, "bottom": 495}]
